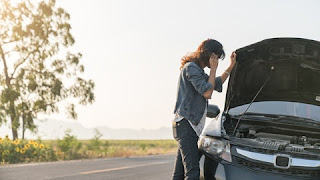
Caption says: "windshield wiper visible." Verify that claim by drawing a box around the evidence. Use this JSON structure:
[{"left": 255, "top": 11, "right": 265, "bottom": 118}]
[
  {"left": 272, "top": 115, "right": 320, "bottom": 127},
  {"left": 230, "top": 112, "right": 320, "bottom": 127}
]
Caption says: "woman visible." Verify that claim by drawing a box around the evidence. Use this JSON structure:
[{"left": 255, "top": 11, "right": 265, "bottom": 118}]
[{"left": 172, "top": 39, "right": 236, "bottom": 180}]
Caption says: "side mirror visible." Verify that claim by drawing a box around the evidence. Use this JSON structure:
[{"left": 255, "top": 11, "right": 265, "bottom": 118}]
[{"left": 207, "top": 104, "right": 220, "bottom": 118}]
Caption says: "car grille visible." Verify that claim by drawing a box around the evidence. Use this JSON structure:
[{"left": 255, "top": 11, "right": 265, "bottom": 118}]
[
  {"left": 248, "top": 147, "right": 320, "bottom": 160},
  {"left": 233, "top": 156, "right": 320, "bottom": 178}
]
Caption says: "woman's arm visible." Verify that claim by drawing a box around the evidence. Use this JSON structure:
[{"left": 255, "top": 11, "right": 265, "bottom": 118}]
[
  {"left": 203, "top": 52, "right": 237, "bottom": 99},
  {"left": 221, "top": 52, "right": 237, "bottom": 84}
]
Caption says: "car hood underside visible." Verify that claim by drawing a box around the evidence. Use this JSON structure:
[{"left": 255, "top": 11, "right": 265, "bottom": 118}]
[{"left": 226, "top": 38, "right": 320, "bottom": 110}]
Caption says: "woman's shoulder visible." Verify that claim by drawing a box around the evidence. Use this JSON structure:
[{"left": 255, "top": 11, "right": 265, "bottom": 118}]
[
  {"left": 183, "top": 62, "right": 200, "bottom": 70},
  {"left": 181, "top": 62, "right": 205, "bottom": 78}
]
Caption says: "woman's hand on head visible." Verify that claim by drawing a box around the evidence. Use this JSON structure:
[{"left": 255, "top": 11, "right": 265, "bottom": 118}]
[{"left": 209, "top": 53, "right": 219, "bottom": 70}]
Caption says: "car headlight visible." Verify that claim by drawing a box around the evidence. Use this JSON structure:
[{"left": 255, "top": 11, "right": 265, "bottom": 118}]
[{"left": 198, "top": 136, "right": 232, "bottom": 162}]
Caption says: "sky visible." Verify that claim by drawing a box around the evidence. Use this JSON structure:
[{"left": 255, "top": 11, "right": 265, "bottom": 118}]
[
  {"left": 6, "top": 0, "right": 320, "bottom": 132},
  {"left": 50, "top": 0, "right": 320, "bottom": 130}
]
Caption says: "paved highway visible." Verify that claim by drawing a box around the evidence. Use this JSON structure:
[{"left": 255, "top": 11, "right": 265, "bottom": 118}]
[{"left": 0, "top": 154, "right": 176, "bottom": 180}]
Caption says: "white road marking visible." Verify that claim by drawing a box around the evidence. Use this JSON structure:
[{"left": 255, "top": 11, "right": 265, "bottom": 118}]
[{"left": 79, "top": 161, "right": 172, "bottom": 175}]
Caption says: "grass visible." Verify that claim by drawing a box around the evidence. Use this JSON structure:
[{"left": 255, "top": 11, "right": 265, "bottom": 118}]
[
  {"left": 107, "top": 140, "right": 177, "bottom": 157},
  {"left": 44, "top": 139, "right": 177, "bottom": 159}
]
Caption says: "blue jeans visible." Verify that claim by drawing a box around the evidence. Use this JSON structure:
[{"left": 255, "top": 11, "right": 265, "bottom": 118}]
[{"left": 172, "top": 119, "right": 201, "bottom": 180}]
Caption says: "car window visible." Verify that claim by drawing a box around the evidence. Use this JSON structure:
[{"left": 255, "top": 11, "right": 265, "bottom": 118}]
[{"left": 228, "top": 101, "right": 320, "bottom": 121}]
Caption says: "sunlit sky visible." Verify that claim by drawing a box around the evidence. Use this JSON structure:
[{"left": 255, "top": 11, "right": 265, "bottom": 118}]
[{"left": 36, "top": 0, "right": 320, "bottom": 130}]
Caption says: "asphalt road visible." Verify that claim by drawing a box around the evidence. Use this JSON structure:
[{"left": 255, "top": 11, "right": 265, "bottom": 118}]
[{"left": 0, "top": 154, "right": 176, "bottom": 180}]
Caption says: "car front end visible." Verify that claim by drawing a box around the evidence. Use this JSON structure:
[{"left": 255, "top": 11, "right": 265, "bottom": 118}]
[{"left": 199, "top": 38, "right": 320, "bottom": 180}]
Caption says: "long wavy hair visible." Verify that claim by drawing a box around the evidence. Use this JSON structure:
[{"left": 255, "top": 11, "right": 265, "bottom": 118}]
[{"left": 180, "top": 39, "right": 225, "bottom": 70}]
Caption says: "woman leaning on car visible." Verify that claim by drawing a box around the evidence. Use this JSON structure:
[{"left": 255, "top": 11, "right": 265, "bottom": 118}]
[{"left": 172, "top": 39, "right": 236, "bottom": 180}]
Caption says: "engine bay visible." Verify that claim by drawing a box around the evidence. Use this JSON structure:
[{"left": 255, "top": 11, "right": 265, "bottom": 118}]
[
  {"left": 235, "top": 131, "right": 320, "bottom": 153},
  {"left": 223, "top": 116, "right": 320, "bottom": 157}
]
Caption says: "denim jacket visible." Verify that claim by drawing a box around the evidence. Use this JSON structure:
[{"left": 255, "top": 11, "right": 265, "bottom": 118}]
[{"left": 174, "top": 62, "right": 222, "bottom": 126}]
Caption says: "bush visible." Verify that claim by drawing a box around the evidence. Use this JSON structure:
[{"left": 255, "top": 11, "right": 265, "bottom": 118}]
[
  {"left": 88, "top": 128, "right": 103, "bottom": 151},
  {"left": 57, "top": 129, "right": 82, "bottom": 160},
  {"left": 0, "top": 135, "right": 57, "bottom": 164}
]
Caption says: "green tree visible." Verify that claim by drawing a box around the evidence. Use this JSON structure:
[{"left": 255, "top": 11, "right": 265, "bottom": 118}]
[{"left": 0, "top": 0, "right": 95, "bottom": 139}]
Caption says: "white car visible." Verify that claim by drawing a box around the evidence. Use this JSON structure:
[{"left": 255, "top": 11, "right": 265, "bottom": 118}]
[{"left": 199, "top": 38, "right": 320, "bottom": 180}]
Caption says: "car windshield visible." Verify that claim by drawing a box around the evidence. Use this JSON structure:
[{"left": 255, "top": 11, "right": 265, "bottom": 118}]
[{"left": 228, "top": 101, "right": 320, "bottom": 121}]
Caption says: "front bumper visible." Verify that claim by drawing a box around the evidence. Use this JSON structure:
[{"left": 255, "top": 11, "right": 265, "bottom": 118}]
[
  {"left": 202, "top": 156, "right": 318, "bottom": 180},
  {"left": 218, "top": 161, "right": 312, "bottom": 180}
]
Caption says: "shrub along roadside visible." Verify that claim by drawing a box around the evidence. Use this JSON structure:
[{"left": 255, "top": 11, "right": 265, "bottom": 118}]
[
  {"left": 0, "top": 135, "right": 56, "bottom": 164},
  {"left": 0, "top": 130, "right": 177, "bottom": 164}
]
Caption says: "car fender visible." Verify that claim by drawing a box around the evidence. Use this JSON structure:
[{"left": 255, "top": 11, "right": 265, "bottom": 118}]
[{"left": 202, "top": 115, "right": 222, "bottom": 137}]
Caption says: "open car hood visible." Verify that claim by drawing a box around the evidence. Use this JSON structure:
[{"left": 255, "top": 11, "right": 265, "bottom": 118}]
[{"left": 225, "top": 38, "right": 320, "bottom": 111}]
